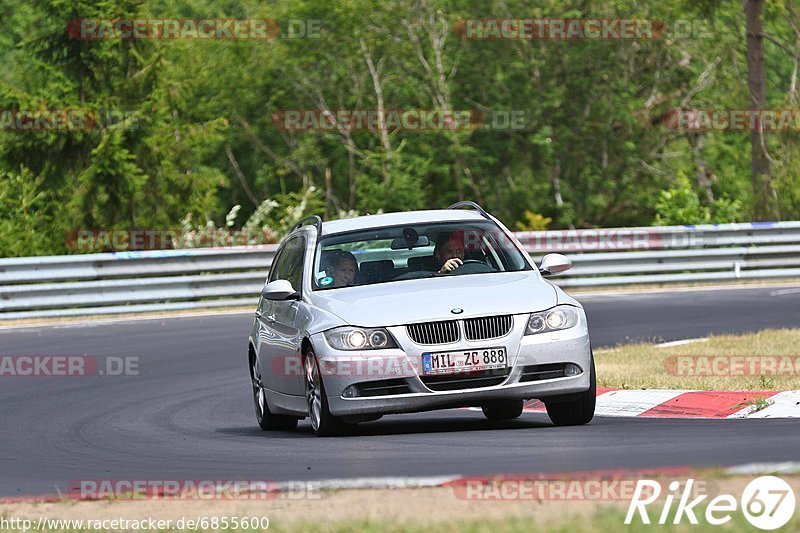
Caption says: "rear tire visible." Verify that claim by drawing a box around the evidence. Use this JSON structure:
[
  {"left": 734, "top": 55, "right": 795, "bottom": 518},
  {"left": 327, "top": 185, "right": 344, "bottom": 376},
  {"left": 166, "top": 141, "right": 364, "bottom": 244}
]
[
  {"left": 304, "top": 349, "right": 357, "bottom": 437},
  {"left": 544, "top": 354, "right": 596, "bottom": 426},
  {"left": 481, "top": 399, "right": 524, "bottom": 420},
  {"left": 251, "top": 354, "right": 299, "bottom": 431}
]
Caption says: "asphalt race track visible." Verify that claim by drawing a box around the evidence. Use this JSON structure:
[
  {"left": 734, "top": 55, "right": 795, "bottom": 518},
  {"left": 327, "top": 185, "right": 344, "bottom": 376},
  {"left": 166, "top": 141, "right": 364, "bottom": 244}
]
[{"left": 1, "top": 284, "right": 799, "bottom": 497}]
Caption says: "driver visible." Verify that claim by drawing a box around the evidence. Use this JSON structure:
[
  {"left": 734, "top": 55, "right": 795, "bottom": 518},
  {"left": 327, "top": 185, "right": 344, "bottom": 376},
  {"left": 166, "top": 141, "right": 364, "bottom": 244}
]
[{"left": 434, "top": 231, "right": 465, "bottom": 273}]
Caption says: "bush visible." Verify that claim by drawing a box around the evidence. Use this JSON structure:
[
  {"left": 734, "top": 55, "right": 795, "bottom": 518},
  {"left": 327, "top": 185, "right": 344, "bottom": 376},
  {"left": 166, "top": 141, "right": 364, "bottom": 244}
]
[
  {"left": 652, "top": 174, "right": 743, "bottom": 225},
  {"left": 514, "top": 211, "right": 553, "bottom": 231},
  {"left": 0, "top": 167, "right": 63, "bottom": 257}
]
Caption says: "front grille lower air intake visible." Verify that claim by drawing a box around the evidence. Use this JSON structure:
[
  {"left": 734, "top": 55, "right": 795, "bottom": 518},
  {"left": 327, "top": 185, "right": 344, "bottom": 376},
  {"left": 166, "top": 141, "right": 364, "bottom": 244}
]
[
  {"left": 406, "top": 320, "right": 460, "bottom": 345},
  {"left": 464, "top": 315, "right": 513, "bottom": 340},
  {"left": 421, "top": 368, "right": 511, "bottom": 391}
]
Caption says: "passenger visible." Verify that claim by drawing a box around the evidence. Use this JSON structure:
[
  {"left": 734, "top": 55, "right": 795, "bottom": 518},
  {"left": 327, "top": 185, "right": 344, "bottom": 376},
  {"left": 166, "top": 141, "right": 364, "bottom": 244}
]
[{"left": 328, "top": 250, "right": 358, "bottom": 287}]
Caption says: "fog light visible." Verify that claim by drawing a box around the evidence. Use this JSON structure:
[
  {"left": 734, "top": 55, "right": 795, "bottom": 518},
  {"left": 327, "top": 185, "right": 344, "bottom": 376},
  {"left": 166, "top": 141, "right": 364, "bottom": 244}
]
[
  {"left": 342, "top": 385, "right": 359, "bottom": 398},
  {"left": 564, "top": 363, "right": 582, "bottom": 377}
]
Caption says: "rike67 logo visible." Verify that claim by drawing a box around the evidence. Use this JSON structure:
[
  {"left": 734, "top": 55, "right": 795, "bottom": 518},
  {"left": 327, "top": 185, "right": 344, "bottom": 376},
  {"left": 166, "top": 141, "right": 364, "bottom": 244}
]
[{"left": 625, "top": 476, "right": 796, "bottom": 530}]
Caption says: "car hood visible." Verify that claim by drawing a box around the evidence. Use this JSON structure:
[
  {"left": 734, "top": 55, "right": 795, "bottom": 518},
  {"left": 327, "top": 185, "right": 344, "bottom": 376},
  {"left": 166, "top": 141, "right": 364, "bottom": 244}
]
[{"left": 309, "top": 271, "right": 558, "bottom": 327}]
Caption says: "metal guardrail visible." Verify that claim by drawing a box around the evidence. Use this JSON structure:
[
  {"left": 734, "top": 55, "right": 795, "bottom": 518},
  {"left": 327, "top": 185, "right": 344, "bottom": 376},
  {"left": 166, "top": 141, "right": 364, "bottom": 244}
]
[{"left": 2, "top": 222, "right": 800, "bottom": 320}]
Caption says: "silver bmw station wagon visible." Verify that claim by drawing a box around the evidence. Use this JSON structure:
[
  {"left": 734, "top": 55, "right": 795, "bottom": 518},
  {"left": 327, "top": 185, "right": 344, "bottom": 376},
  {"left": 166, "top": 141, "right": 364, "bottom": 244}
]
[{"left": 248, "top": 202, "right": 595, "bottom": 436}]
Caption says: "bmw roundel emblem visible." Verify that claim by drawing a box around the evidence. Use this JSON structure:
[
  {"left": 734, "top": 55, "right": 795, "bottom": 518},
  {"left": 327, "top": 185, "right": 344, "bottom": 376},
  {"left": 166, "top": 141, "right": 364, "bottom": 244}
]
[{"left": 451, "top": 308, "right": 463, "bottom": 314}]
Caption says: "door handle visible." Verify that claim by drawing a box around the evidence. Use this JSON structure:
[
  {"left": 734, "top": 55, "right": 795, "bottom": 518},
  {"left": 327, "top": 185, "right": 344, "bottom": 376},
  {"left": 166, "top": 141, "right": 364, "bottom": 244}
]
[{"left": 255, "top": 311, "right": 276, "bottom": 322}]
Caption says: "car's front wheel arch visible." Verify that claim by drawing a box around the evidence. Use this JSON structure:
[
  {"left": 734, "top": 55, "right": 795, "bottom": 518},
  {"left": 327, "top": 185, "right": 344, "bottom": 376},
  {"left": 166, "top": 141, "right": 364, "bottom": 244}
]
[
  {"left": 544, "top": 352, "right": 596, "bottom": 426},
  {"left": 301, "top": 337, "right": 314, "bottom": 361},
  {"left": 302, "top": 341, "right": 356, "bottom": 437},
  {"left": 248, "top": 342, "right": 257, "bottom": 381},
  {"left": 250, "top": 342, "right": 298, "bottom": 431}
]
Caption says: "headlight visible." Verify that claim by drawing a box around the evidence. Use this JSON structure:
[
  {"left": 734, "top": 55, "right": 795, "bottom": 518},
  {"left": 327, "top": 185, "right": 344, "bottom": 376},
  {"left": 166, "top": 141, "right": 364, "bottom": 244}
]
[
  {"left": 525, "top": 306, "right": 579, "bottom": 335},
  {"left": 324, "top": 327, "right": 398, "bottom": 350}
]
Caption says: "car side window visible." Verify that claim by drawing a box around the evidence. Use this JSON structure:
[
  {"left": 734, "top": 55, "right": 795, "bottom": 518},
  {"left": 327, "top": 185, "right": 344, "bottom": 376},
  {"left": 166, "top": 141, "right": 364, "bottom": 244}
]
[
  {"left": 283, "top": 237, "right": 306, "bottom": 292},
  {"left": 268, "top": 246, "right": 288, "bottom": 283},
  {"left": 269, "top": 235, "right": 305, "bottom": 292}
]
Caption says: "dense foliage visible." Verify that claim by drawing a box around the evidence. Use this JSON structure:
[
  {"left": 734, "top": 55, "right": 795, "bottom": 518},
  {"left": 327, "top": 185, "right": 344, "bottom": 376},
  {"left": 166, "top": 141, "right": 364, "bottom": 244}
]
[{"left": 1, "top": 0, "right": 799, "bottom": 256}]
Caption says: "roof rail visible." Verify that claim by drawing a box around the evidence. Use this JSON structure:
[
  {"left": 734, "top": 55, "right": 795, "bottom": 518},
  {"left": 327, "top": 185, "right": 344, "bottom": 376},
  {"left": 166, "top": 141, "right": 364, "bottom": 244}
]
[
  {"left": 291, "top": 215, "right": 323, "bottom": 234},
  {"left": 447, "top": 201, "right": 491, "bottom": 220}
]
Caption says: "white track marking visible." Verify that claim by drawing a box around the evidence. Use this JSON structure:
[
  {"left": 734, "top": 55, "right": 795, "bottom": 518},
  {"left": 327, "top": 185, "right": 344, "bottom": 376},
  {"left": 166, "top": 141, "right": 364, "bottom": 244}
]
[
  {"left": 574, "top": 282, "right": 800, "bottom": 299},
  {"left": 274, "top": 476, "right": 462, "bottom": 491},
  {"left": 725, "top": 462, "right": 800, "bottom": 475},
  {"left": 655, "top": 338, "right": 708, "bottom": 348},
  {"left": 769, "top": 288, "right": 800, "bottom": 296}
]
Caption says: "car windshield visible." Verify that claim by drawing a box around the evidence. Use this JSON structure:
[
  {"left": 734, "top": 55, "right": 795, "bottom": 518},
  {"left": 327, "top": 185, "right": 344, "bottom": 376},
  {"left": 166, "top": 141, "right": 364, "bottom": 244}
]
[{"left": 313, "top": 221, "right": 531, "bottom": 290}]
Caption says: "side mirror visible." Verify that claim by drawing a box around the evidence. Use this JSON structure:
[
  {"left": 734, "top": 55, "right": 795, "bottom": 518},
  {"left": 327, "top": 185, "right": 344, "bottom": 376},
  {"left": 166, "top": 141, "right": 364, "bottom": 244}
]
[
  {"left": 261, "top": 279, "right": 300, "bottom": 301},
  {"left": 539, "top": 253, "right": 572, "bottom": 276}
]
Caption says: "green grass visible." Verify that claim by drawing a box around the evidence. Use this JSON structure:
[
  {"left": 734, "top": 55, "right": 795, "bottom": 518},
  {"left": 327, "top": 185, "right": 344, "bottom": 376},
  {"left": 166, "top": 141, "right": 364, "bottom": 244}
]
[{"left": 596, "top": 328, "right": 800, "bottom": 390}]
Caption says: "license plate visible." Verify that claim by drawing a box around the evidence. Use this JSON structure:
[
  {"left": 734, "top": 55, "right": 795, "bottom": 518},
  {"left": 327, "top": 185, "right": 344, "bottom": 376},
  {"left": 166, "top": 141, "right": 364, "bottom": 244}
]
[{"left": 422, "top": 347, "right": 508, "bottom": 375}]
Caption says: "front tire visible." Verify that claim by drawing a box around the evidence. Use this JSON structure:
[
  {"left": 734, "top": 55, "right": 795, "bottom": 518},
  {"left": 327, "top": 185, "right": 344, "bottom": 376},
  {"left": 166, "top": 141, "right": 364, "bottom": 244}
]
[
  {"left": 481, "top": 399, "right": 523, "bottom": 420},
  {"left": 544, "top": 354, "right": 596, "bottom": 426},
  {"left": 252, "top": 355, "right": 298, "bottom": 431},
  {"left": 304, "top": 349, "right": 356, "bottom": 437}
]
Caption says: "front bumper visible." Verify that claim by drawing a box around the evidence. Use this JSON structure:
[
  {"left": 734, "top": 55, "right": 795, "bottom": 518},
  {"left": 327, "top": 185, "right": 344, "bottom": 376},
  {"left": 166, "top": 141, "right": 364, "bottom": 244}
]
[{"left": 310, "top": 311, "right": 592, "bottom": 417}]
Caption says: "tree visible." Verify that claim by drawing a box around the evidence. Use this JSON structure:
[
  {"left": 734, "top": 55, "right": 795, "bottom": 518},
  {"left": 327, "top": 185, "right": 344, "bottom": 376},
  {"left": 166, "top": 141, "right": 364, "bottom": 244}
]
[{"left": 745, "top": 0, "right": 780, "bottom": 220}]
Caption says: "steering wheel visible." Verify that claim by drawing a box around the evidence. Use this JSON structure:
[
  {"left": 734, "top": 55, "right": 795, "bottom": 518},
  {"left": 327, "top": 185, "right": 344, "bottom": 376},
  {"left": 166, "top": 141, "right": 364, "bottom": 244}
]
[{"left": 435, "top": 258, "right": 493, "bottom": 276}]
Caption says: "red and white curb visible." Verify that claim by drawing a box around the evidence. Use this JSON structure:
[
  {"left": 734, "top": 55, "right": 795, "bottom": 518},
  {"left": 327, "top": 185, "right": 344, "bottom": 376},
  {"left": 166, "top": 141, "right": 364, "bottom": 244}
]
[{"left": 519, "top": 389, "right": 800, "bottom": 418}]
